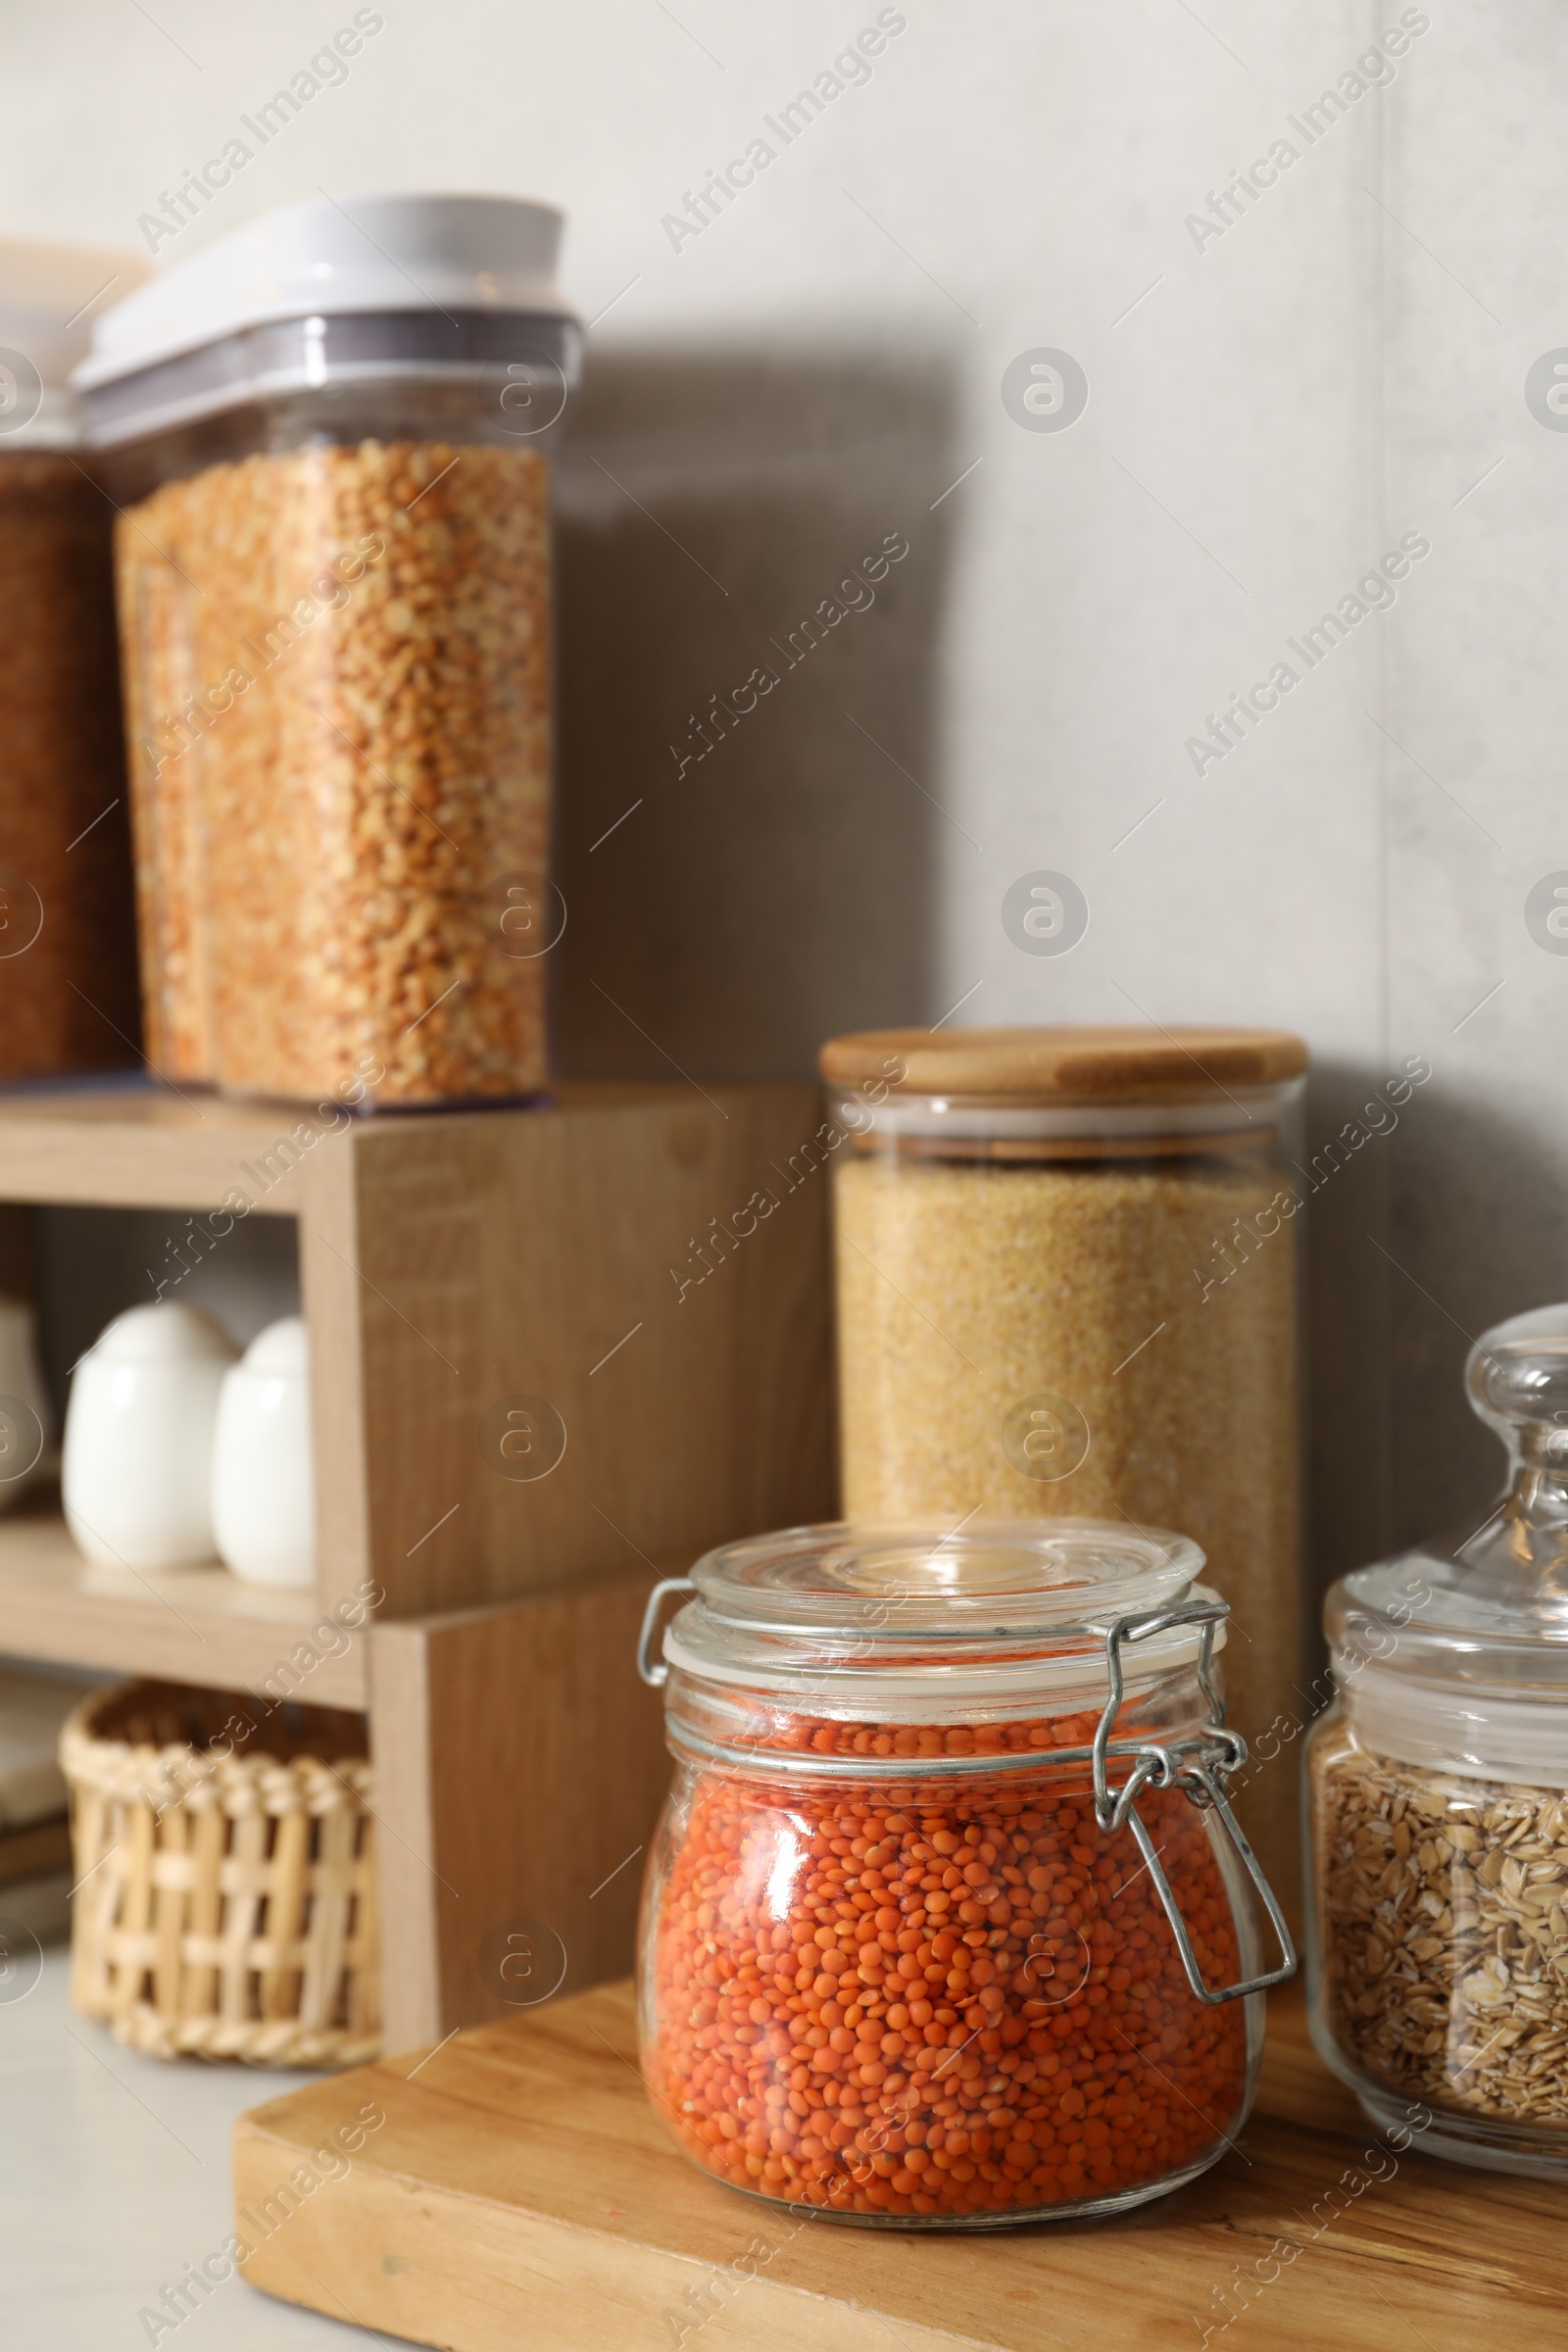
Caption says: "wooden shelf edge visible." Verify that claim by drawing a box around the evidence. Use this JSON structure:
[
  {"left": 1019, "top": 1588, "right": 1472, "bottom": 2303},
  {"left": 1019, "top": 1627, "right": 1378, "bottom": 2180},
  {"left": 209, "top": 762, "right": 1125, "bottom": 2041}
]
[
  {"left": 0, "top": 1076, "right": 822, "bottom": 1214},
  {"left": 0, "top": 1509, "right": 366, "bottom": 1706}
]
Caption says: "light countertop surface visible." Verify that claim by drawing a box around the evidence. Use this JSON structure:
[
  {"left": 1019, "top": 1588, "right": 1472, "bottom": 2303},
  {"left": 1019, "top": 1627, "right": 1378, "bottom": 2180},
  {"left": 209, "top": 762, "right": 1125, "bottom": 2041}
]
[{"left": 3, "top": 1937, "right": 376, "bottom": 2348}]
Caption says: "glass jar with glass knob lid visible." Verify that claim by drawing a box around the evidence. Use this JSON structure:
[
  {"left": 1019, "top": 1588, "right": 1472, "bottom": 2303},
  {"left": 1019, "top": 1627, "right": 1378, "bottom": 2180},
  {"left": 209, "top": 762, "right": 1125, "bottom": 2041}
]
[{"left": 1307, "top": 1303, "right": 1568, "bottom": 2178}]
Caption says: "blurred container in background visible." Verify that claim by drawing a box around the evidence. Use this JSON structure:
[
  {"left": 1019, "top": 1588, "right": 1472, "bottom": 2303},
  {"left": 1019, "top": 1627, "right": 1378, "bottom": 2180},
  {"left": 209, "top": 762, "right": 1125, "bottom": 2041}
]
[
  {"left": 76, "top": 194, "right": 581, "bottom": 1108},
  {"left": 0, "top": 239, "right": 145, "bottom": 1081}
]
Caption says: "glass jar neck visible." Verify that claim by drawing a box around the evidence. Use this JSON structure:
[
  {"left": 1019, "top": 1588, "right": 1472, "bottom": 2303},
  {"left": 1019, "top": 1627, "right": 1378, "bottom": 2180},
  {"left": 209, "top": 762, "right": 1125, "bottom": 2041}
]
[
  {"left": 1508, "top": 1428, "right": 1568, "bottom": 1489},
  {"left": 662, "top": 1655, "right": 1221, "bottom": 1784},
  {"left": 829, "top": 1082, "right": 1298, "bottom": 1140},
  {"left": 1334, "top": 1650, "right": 1568, "bottom": 1788},
  {"left": 1449, "top": 1440, "right": 1568, "bottom": 1620}
]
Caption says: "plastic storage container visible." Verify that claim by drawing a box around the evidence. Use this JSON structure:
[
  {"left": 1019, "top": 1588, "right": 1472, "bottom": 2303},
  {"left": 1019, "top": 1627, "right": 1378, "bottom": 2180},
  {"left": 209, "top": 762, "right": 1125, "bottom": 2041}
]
[
  {"left": 818, "top": 1024, "right": 1309, "bottom": 1897},
  {"left": 0, "top": 239, "right": 145, "bottom": 1080},
  {"left": 74, "top": 194, "right": 581, "bottom": 1106},
  {"left": 1307, "top": 1303, "right": 1568, "bottom": 2179},
  {"left": 636, "top": 1520, "right": 1294, "bottom": 2227}
]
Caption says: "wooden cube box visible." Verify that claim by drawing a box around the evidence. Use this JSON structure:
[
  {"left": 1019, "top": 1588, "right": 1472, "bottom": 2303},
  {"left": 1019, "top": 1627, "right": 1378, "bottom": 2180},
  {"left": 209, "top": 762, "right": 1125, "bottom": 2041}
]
[{"left": 0, "top": 1077, "right": 835, "bottom": 2045}]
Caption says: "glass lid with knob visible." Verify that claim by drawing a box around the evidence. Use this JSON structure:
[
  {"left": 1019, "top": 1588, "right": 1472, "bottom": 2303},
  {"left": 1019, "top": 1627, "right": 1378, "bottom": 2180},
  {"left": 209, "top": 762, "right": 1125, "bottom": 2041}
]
[{"left": 1329, "top": 1303, "right": 1568, "bottom": 1693}]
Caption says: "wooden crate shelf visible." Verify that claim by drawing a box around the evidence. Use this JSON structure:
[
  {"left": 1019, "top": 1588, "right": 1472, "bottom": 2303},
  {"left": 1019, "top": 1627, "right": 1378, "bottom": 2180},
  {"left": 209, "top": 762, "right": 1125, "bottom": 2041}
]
[
  {"left": 0, "top": 1074, "right": 836, "bottom": 1621},
  {"left": 233, "top": 1977, "right": 1568, "bottom": 2352},
  {"left": 0, "top": 1073, "right": 832, "bottom": 2041}
]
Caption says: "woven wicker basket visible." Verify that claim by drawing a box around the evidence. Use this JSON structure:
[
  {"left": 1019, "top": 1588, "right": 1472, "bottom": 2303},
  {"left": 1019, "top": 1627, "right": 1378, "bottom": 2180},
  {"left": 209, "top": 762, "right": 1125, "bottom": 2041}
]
[{"left": 62, "top": 1680, "right": 379, "bottom": 2068}]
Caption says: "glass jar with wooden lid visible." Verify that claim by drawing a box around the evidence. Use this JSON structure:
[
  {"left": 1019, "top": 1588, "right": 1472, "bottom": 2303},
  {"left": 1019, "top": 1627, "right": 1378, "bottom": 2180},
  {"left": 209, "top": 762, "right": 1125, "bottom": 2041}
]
[{"left": 818, "top": 1024, "right": 1308, "bottom": 1897}]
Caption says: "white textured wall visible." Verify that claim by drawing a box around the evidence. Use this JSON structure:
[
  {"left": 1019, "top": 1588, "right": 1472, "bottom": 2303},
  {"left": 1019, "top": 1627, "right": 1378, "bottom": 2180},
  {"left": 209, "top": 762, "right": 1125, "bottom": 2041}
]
[{"left": 1, "top": 0, "right": 1554, "bottom": 1594}]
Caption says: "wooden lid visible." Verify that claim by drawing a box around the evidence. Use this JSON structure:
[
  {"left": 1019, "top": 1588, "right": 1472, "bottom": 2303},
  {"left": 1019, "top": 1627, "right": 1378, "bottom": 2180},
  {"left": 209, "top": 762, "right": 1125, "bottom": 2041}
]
[{"left": 818, "top": 1024, "right": 1308, "bottom": 1101}]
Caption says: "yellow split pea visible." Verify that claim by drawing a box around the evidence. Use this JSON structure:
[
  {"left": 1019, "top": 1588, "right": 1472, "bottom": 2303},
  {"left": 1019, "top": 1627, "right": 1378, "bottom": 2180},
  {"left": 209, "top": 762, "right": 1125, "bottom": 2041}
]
[{"left": 116, "top": 438, "right": 552, "bottom": 1104}]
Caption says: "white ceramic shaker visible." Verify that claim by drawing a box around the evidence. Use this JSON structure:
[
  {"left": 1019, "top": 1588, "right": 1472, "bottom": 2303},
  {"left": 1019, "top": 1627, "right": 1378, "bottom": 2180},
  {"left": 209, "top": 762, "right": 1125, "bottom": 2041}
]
[
  {"left": 211, "top": 1315, "right": 315, "bottom": 1590},
  {"left": 63, "top": 1303, "right": 237, "bottom": 1569}
]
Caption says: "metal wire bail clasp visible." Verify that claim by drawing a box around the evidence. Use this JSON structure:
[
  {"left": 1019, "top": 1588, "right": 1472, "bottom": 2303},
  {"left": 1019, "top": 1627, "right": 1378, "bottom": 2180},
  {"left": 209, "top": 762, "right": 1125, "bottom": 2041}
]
[
  {"left": 637, "top": 1577, "right": 696, "bottom": 1688},
  {"left": 1091, "top": 1599, "right": 1297, "bottom": 2007}
]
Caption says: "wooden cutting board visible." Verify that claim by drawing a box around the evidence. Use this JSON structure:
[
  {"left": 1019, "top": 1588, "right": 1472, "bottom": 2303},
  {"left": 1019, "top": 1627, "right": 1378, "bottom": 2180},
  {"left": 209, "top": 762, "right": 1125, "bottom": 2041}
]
[{"left": 233, "top": 1979, "right": 1566, "bottom": 2352}]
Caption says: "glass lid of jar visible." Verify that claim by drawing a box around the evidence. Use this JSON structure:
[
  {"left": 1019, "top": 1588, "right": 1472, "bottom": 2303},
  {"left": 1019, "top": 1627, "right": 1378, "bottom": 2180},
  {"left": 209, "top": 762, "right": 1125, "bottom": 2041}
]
[
  {"left": 692, "top": 1519, "right": 1200, "bottom": 1637},
  {"left": 1330, "top": 1303, "right": 1568, "bottom": 1690},
  {"left": 652, "top": 1519, "right": 1220, "bottom": 1696}
]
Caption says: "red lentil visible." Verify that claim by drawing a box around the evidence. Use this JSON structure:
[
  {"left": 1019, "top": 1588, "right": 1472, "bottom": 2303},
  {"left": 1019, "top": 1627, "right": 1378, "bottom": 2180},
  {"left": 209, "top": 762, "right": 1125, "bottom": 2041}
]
[{"left": 644, "top": 1705, "right": 1249, "bottom": 2222}]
